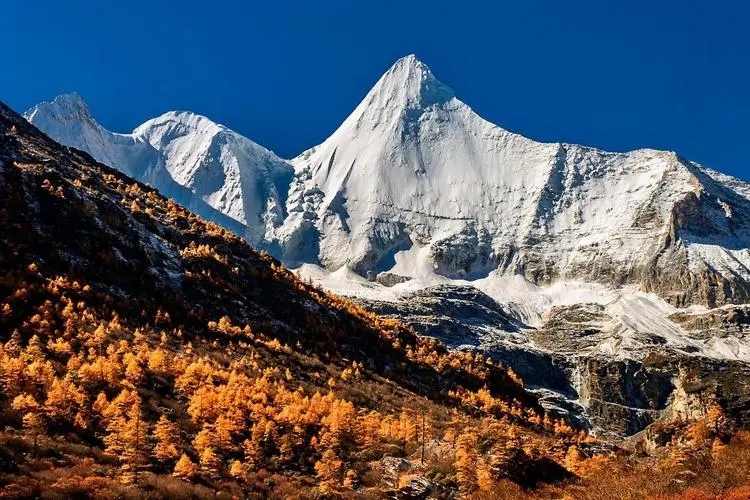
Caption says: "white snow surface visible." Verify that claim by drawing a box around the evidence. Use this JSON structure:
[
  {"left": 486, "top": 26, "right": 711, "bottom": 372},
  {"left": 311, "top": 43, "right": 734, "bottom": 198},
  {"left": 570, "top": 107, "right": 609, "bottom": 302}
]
[
  {"left": 279, "top": 55, "right": 750, "bottom": 294},
  {"left": 25, "top": 93, "right": 158, "bottom": 180},
  {"left": 27, "top": 60, "right": 750, "bottom": 286}
]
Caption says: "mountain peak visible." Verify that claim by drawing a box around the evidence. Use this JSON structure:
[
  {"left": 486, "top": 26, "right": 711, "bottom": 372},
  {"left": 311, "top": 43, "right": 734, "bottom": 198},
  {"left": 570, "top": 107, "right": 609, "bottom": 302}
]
[
  {"left": 368, "top": 54, "right": 455, "bottom": 110},
  {"left": 25, "top": 92, "right": 92, "bottom": 123},
  {"left": 52, "top": 91, "right": 89, "bottom": 110},
  {"left": 134, "top": 110, "right": 224, "bottom": 136},
  {"left": 391, "top": 53, "right": 427, "bottom": 72}
]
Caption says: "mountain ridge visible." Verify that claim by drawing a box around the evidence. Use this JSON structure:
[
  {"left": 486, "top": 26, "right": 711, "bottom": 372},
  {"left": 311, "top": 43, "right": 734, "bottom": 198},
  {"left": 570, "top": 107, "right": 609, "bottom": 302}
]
[
  {"left": 26, "top": 93, "right": 293, "bottom": 245},
  {"left": 27, "top": 56, "right": 750, "bottom": 311},
  {"left": 6, "top": 92, "right": 750, "bottom": 499}
]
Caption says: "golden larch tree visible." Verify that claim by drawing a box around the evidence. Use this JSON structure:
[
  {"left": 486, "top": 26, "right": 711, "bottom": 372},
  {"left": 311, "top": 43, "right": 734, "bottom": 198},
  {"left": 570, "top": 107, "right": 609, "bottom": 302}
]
[
  {"left": 454, "top": 429, "right": 479, "bottom": 494},
  {"left": 153, "top": 414, "right": 181, "bottom": 464},
  {"left": 199, "top": 446, "right": 222, "bottom": 479},
  {"left": 12, "top": 394, "right": 45, "bottom": 455},
  {"left": 314, "top": 449, "right": 344, "bottom": 493},
  {"left": 103, "top": 390, "right": 150, "bottom": 484},
  {"left": 173, "top": 453, "right": 198, "bottom": 480}
]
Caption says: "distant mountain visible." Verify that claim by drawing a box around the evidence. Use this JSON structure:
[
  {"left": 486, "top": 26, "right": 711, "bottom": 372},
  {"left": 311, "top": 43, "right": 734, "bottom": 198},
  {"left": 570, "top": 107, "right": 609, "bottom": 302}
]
[{"left": 25, "top": 93, "right": 293, "bottom": 244}]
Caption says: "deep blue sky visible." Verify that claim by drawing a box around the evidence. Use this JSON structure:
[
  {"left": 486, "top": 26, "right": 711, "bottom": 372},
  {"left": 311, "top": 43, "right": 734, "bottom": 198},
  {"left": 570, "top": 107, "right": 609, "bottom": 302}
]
[{"left": 3, "top": 1, "right": 748, "bottom": 178}]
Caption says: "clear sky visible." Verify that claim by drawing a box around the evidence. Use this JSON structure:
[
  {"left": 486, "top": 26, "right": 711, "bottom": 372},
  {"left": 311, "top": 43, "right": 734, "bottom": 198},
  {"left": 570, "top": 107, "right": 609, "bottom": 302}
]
[{"left": 3, "top": 1, "right": 748, "bottom": 179}]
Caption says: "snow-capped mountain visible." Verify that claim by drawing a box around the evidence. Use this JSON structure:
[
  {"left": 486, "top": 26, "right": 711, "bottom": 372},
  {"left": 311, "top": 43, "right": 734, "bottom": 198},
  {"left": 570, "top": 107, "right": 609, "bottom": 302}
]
[
  {"left": 284, "top": 55, "right": 750, "bottom": 308},
  {"left": 25, "top": 93, "right": 159, "bottom": 180},
  {"left": 27, "top": 57, "right": 750, "bottom": 327},
  {"left": 28, "top": 62, "right": 750, "bottom": 310},
  {"left": 25, "top": 93, "right": 293, "bottom": 244},
  {"left": 24, "top": 56, "right": 750, "bottom": 435}
]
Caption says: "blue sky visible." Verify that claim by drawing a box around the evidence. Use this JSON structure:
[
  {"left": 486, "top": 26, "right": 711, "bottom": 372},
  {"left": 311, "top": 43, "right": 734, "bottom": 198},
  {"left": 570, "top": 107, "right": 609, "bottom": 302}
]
[{"left": 3, "top": 1, "right": 748, "bottom": 179}]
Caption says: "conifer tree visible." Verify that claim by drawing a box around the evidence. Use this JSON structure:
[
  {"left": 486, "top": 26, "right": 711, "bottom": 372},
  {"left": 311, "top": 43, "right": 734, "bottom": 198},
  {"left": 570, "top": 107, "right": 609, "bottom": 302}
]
[
  {"left": 25, "top": 335, "right": 44, "bottom": 360},
  {"left": 153, "top": 414, "right": 181, "bottom": 464},
  {"left": 398, "top": 410, "right": 418, "bottom": 444},
  {"left": 44, "top": 377, "right": 85, "bottom": 423},
  {"left": 199, "top": 447, "right": 222, "bottom": 479},
  {"left": 5, "top": 330, "right": 22, "bottom": 357},
  {"left": 147, "top": 347, "right": 168, "bottom": 375},
  {"left": 214, "top": 414, "right": 240, "bottom": 453},
  {"left": 193, "top": 424, "right": 217, "bottom": 456},
  {"left": 26, "top": 359, "right": 56, "bottom": 398},
  {"left": 103, "top": 390, "right": 150, "bottom": 483},
  {"left": 173, "top": 453, "right": 198, "bottom": 480},
  {"left": 243, "top": 435, "right": 264, "bottom": 468},
  {"left": 123, "top": 353, "right": 144, "bottom": 385},
  {"left": 229, "top": 460, "right": 247, "bottom": 481},
  {"left": 455, "top": 430, "right": 479, "bottom": 494},
  {"left": 92, "top": 391, "right": 109, "bottom": 415},
  {"left": 12, "top": 394, "right": 45, "bottom": 456},
  {"left": 314, "top": 449, "right": 344, "bottom": 493},
  {"left": 0, "top": 354, "right": 25, "bottom": 399}
]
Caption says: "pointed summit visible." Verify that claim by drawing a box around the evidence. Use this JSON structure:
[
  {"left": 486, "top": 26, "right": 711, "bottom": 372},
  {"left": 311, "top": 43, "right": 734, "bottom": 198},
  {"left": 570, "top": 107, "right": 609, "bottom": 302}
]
[
  {"left": 388, "top": 53, "right": 430, "bottom": 78},
  {"left": 365, "top": 54, "right": 455, "bottom": 111},
  {"left": 25, "top": 92, "right": 92, "bottom": 123},
  {"left": 52, "top": 92, "right": 90, "bottom": 112},
  {"left": 24, "top": 92, "right": 160, "bottom": 180},
  {"left": 319, "top": 55, "right": 458, "bottom": 139}
]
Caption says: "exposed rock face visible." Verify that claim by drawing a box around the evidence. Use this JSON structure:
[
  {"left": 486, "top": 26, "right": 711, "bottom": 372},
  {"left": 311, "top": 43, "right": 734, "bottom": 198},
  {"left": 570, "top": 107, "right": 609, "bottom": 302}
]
[
  {"left": 670, "top": 305, "right": 750, "bottom": 337},
  {"left": 374, "top": 272, "right": 412, "bottom": 287},
  {"left": 360, "top": 285, "right": 525, "bottom": 347},
  {"left": 358, "top": 285, "right": 750, "bottom": 437}
]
